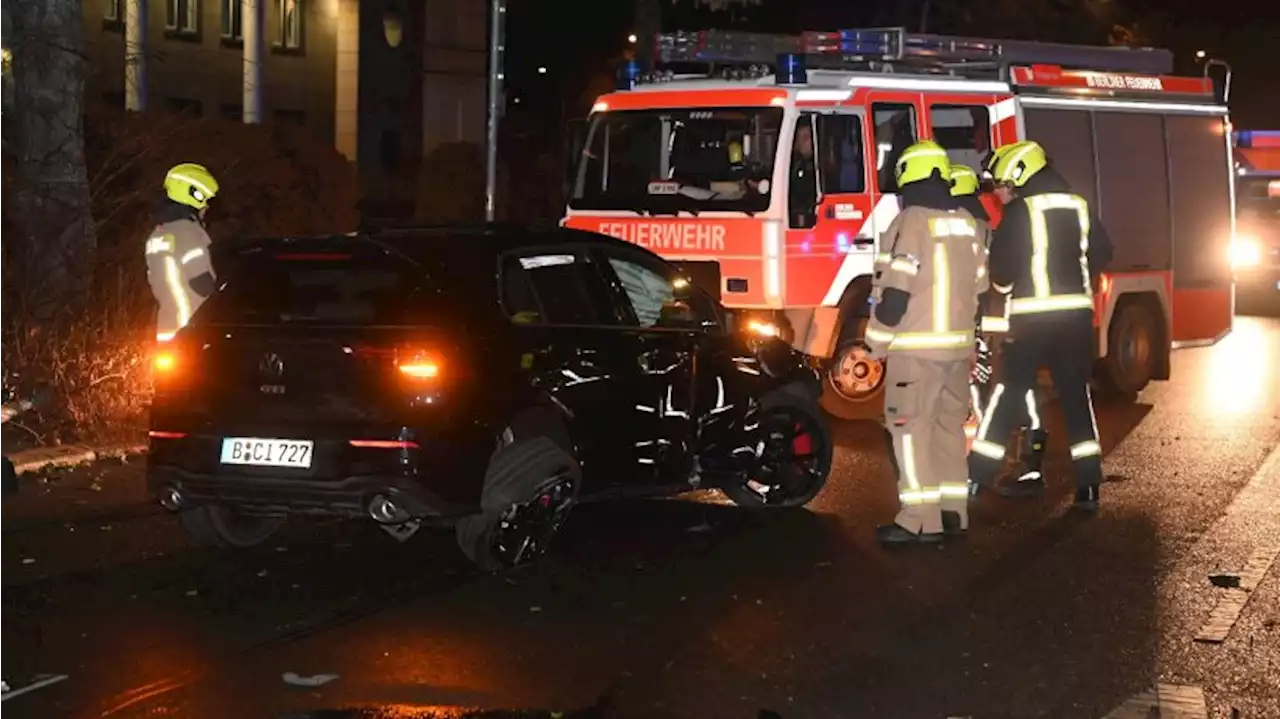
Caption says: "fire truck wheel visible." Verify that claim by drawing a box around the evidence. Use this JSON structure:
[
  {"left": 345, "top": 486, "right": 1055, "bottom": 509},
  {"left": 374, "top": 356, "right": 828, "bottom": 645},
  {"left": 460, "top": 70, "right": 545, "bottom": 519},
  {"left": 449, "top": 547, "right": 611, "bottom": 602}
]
[
  {"left": 819, "top": 319, "right": 887, "bottom": 421},
  {"left": 1100, "top": 301, "right": 1157, "bottom": 397}
]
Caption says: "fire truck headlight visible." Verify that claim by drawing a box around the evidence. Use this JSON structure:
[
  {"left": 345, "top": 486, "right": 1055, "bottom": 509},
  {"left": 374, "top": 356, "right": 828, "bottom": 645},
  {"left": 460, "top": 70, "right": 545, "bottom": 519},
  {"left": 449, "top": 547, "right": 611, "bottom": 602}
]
[{"left": 1229, "top": 236, "right": 1262, "bottom": 269}]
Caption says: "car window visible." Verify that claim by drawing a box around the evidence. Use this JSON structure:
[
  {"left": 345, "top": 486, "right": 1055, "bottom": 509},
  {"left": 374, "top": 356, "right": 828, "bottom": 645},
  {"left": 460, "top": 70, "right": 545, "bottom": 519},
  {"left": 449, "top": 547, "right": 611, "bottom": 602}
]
[
  {"left": 602, "top": 253, "right": 721, "bottom": 331},
  {"left": 198, "top": 252, "right": 430, "bottom": 326},
  {"left": 499, "top": 251, "right": 619, "bottom": 326}
]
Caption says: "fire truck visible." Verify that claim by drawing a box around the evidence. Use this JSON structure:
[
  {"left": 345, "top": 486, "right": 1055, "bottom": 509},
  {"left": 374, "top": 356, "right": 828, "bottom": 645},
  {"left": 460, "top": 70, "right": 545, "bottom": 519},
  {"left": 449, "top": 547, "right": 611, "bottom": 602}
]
[
  {"left": 1230, "top": 130, "right": 1280, "bottom": 307},
  {"left": 562, "top": 28, "right": 1236, "bottom": 419}
]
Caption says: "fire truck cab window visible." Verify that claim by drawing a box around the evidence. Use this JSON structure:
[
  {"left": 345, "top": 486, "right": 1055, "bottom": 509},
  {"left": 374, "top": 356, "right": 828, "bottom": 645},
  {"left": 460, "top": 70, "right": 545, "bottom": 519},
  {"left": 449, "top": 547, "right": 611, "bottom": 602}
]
[
  {"left": 816, "top": 113, "right": 866, "bottom": 195},
  {"left": 930, "top": 104, "right": 993, "bottom": 173},
  {"left": 788, "top": 115, "right": 819, "bottom": 227},
  {"left": 568, "top": 107, "right": 783, "bottom": 215},
  {"left": 872, "top": 103, "right": 918, "bottom": 193}
]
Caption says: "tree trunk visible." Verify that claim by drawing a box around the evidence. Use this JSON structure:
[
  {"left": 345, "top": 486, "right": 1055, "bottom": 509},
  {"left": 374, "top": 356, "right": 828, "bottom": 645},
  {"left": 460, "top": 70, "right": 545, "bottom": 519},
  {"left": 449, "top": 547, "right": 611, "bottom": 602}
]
[{"left": 7, "top": 0, "right": 96, "bottom": 318}]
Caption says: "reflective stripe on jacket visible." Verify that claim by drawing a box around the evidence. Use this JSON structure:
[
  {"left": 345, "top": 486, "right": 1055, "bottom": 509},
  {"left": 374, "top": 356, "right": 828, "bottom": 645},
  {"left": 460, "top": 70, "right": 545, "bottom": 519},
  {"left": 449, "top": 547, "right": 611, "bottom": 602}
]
[
  {"left": 866, "top": 207, "right": 990, "bottom": 361},
  {"left": 145, "top": 218, "right": 214, "bottom": 341}
]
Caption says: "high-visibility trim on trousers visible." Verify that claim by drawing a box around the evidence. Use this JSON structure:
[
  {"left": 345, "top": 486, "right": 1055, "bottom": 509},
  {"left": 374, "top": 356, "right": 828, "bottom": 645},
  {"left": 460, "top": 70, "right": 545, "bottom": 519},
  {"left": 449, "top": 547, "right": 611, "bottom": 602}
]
[
  {"left": 1070, "top": 440, "right": 1101, "bottom": 459},
  {"left": 1009, "top": 293, "right": 1094, "bottom": 314}
]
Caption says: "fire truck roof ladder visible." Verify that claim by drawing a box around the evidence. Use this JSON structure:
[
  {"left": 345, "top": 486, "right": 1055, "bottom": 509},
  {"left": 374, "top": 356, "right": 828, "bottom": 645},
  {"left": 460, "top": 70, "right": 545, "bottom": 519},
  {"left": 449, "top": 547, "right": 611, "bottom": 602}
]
[{"left": 654, "top": 27, "right": 1174, "bottom": 79}]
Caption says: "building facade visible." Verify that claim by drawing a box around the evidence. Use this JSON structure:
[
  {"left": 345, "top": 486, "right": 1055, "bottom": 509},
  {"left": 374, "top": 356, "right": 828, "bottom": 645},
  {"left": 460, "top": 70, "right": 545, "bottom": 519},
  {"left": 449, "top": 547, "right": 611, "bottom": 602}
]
[{"left": 82, "top": 0, "right": 486, "bottom": 209}]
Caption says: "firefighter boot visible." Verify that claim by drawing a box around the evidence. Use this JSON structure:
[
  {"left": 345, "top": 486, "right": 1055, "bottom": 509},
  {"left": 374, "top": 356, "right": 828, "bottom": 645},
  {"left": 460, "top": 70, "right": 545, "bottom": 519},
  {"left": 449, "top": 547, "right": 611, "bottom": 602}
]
[
  {"left": 1073, "top": 484, "right": 1101, "bottom": 512},
  {"left": 996, "top": 428, "right": 1046, "bottom": 499},
  {"left": 941, "top": 510, "right": 967, "bottom": 536}
]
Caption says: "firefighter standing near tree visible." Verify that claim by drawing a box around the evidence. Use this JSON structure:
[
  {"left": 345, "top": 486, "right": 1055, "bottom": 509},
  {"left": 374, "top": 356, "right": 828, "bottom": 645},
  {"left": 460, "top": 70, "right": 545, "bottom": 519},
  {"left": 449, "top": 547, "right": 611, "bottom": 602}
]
[
  {"left": 865, "top": 141, "right": 989, "bottom": 544},
  {"left": 968, "top": 141, "right": 1114, "bottom": 511},
  {"left": 146, "top": 163, "right": 220, "bottom": 343}
]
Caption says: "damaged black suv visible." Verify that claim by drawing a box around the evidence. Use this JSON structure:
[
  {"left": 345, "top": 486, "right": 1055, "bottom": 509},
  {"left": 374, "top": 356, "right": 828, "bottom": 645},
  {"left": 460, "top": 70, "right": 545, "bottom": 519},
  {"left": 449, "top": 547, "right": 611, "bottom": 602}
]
[{"left": 147, "top": 225, "right": 832, "bottom": 570}]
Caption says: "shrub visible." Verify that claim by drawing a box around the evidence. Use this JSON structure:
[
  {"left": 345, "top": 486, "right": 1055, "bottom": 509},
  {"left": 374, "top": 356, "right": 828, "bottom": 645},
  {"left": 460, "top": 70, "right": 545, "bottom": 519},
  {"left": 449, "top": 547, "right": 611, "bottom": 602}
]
[
  {"left": 2, "top": 106, "right": 363, "bottom": 441},
  {"left": 415, "top": 141, "right": 485, "bottom": 223}
]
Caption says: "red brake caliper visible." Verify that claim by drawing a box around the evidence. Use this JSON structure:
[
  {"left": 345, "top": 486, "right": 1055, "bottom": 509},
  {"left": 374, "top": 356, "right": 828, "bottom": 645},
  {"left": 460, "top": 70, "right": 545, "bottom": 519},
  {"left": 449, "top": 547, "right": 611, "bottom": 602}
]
[{"left": 791, "top": 423, "right": 812, "bottom": 456}]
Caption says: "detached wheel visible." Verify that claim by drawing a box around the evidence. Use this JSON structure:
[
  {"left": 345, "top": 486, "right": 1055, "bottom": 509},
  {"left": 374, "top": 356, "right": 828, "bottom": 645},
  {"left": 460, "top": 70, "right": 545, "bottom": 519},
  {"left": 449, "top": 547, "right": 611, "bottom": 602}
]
[
  {"left": 456, "top": 432, "right": 581, "bottom": 572},
  {"left": 820, "top": 318, "right": 887, "bottom": 420},
  {"left": 179, "top": 505, "right": 282, "bottom": 548},
  {"left": 455, "top": 473, "right": 577, "bottom": 572},
  {"left": 722, "top": 389, "right": 834, "bottom": 509},
  {"left": 1101, "top": 302, "right": 1157, "bottom": 396}
]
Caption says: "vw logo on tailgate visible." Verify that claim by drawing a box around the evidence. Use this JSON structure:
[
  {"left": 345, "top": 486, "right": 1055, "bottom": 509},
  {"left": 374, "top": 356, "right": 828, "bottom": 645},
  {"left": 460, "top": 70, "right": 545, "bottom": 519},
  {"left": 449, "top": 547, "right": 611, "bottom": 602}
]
[{"left": 259, "top": 352, "right": 284, "bottom": 379}]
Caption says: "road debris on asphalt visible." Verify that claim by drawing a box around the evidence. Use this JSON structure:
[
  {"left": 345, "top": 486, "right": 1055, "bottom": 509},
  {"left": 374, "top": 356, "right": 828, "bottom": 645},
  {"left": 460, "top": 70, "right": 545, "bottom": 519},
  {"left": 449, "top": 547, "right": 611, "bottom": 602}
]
[
  {"left": 1209, "top": 573, "right": 1241, "bottom": 588},
  {"left": 1, "top": 674, "right": 69, "bottom": 702},
  {"left": 282, "top": 672, "right": 340, "bottom": 687}
]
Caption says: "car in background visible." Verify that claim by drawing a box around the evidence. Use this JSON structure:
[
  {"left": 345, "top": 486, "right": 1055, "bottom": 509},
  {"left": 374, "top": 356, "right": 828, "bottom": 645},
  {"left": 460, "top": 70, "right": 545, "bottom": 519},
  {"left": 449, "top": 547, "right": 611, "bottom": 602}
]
[
  {"left": 146, "top": 225, "right": 832, "bottom": 571},
  {"left": 1231, "top": 173, "right": 1280, "bottom": 311}
]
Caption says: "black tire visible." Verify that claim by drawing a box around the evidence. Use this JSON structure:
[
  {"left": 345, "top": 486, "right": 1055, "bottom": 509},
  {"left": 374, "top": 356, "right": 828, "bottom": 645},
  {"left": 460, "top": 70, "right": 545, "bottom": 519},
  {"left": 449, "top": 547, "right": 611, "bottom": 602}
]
[
  {"left": 722, "top": 387, "right": 834, "bottom": 509},
  {"left": 1100, "top": 302, "right": 1157, "bottom": 397},
  {"left": 455, "top": 433, "right": 581, "bottom": 572},
  {"left": 179, "top": 505, "right": 282, "bottom": 548},
  {"left": 819, "top": 317, "right": 887, "bottom": 421}
]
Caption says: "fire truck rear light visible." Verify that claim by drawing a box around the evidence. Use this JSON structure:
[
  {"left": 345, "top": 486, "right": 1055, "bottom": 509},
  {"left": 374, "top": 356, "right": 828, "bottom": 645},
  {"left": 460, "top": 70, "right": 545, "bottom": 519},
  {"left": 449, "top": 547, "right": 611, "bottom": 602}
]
[{"left": 149, "top": 430, "right": 187, "bottom": 439}]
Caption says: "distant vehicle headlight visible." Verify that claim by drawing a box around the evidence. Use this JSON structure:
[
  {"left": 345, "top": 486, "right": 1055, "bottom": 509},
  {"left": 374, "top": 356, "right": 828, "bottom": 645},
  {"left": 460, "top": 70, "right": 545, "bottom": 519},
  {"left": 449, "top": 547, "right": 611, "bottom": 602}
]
[{"left": 1229, "top": 236, "right": 1262, "bottom": 269}]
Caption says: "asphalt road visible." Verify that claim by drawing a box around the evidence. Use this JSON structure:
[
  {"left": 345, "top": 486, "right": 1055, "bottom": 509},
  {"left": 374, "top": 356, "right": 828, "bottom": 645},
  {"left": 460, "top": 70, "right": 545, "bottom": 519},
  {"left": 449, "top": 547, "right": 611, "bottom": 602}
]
[{"left": 4, "top": 316, "right": 1280, "bottom": 719}]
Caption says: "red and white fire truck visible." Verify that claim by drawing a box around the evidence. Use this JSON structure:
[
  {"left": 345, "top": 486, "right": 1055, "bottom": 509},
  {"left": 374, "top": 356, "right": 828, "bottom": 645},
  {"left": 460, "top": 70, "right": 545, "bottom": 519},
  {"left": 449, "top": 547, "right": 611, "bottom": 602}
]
[{"left": 563, "top": 28, "right": 1236, "bottom": 418}]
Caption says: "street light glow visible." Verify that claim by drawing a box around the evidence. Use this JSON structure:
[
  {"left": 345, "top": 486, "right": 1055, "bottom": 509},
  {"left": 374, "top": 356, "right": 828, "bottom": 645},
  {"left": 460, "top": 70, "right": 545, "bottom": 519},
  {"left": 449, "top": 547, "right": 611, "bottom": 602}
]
[
  {"left": 537, "top": 66, "right": 547, "bottom": 74},
  {"left": 628, "top": 33, "right": 638, "bottom": 44},
  {"left": 1196, "top": 49, "right": 1207, "bottom": 59}
]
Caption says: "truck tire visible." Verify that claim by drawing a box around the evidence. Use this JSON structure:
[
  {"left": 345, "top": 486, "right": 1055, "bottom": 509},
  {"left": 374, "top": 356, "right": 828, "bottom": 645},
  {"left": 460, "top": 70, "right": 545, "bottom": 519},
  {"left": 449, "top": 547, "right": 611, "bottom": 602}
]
[
  {"left": 1100, "top": 301, "right": 1157, "bottom": 397},
  {"left": 722, "top": 387, "right": 834, "bottom": 509},
  {"left": 179, "top": 505, "right": 282, "bottom": 548},
  {"left": 819, "top": 317, "right": 887, "bottom": 421}
]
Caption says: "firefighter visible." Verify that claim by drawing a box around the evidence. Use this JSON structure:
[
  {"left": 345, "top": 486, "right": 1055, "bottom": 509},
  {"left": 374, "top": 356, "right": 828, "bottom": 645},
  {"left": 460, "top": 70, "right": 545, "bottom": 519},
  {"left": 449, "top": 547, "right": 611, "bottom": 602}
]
[
  {"left": 950, "top": 165, "right": 1003, "bottom": 444},
  {"left": 865, "top": 141, "right": 989, "bottom": 544},
  {"left": 968, "top": 141, "right": 1113, "bottom": 511},
  {"left": 146, "top": 163, "right": 220, "bottom": 343}
]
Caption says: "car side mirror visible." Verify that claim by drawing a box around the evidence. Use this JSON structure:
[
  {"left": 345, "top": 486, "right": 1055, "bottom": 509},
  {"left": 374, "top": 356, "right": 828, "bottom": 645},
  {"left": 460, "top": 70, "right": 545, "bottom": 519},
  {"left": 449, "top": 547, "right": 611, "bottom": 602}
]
[{"left": 659, "top": 301, "right": 699, "bottom": 328}]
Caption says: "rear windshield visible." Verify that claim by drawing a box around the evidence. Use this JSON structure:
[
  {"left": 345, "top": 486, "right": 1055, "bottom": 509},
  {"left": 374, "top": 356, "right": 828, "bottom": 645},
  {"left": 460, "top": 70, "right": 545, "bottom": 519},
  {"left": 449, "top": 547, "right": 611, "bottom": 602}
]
[{"left": 197, "top": 251, "right": 434, "bottom": 326}]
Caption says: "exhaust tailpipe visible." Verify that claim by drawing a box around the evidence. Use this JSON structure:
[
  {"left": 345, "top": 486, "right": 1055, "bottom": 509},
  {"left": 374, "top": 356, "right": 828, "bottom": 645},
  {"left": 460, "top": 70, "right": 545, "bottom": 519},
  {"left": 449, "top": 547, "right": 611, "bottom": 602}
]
[
  {"left": 368, "top": 494, "right": 409, "bottom": 524},
  {"left": 159, "top": 486, "right": 184, "bottom": 511}
]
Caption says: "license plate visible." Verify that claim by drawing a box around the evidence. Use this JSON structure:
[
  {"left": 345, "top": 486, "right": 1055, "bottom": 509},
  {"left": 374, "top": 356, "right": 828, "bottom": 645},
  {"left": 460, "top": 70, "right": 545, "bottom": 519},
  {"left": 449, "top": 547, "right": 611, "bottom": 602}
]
[{"left": 220, "top": 437, "right": 314, "bottom": 468}]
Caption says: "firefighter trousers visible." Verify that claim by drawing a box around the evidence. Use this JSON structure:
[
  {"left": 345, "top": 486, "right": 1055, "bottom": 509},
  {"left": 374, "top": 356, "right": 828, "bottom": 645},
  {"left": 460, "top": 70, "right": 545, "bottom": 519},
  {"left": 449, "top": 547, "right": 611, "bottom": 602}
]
[
  {"left": 884, "top": 354, "right": 972, "bottom": 534},
  {"left": 968, "top": 311, "right": 1103, "bottom": 489}
]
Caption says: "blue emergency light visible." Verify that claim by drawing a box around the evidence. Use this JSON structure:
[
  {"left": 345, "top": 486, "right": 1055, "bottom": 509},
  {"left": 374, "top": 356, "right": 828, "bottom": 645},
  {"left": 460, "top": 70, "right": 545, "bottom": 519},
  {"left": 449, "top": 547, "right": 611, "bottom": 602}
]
[
  {"left": 617, "top": 59, "right": 643, "bottom": 91},
  {"left": 834, "top": 29, "right": 896, "bottom": 56},
  {"left": 1234, "top": 130, "right": 1280, "bottom": 148},
  {"left": 777, "top": 53, "right": 807, "bottom": 85}
]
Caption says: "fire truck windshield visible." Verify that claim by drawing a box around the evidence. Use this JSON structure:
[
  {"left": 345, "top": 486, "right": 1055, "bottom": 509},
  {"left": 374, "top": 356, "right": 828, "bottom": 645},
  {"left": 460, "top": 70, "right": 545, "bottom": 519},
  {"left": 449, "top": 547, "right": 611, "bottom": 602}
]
[
  {"left": 1237, "top": 176, "right": 1280, "bottom": 220},
  {"left": 569, "top": 107, "right": 783, "bottom": 215}
]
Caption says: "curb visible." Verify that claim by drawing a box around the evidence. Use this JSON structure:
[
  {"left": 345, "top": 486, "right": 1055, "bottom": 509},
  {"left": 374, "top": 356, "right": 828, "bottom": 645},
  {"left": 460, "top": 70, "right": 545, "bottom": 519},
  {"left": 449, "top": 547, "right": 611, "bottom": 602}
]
[{"left": 9, "top": 443, "right": 148, "bottom": 475}]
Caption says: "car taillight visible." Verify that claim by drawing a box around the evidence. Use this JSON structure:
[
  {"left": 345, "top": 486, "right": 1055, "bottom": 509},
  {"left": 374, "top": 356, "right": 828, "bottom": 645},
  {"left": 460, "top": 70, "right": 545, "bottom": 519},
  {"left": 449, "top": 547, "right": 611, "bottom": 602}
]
[{"left": 352, "top": 344, "right": 447, "bottom": 385}]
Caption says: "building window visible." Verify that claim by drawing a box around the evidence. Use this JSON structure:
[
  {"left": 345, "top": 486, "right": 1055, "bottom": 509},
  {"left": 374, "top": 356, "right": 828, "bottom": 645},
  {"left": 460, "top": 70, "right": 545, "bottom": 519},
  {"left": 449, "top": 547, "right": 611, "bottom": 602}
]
[
  {"left": 274, "top": 0, "right": 303, "bottom": 50},
  {"left": 105, "top": 0, "right": 121, "bottom": 22},
  {"left": 221, "top": 0, "right": 242, "bottom": 40},
  {"left": 166, "top": 0, "right": 200, "bottom": 33}
]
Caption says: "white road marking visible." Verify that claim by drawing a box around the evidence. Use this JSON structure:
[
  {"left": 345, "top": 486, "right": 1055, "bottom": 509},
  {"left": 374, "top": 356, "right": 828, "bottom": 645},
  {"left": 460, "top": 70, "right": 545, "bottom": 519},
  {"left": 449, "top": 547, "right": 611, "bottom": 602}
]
[
  {"left": 1194, "top": 545, "right": 1280, "bottom": 643},
  {"left": 1102, "top": 683, "right": 1208, "bottom": 719}
]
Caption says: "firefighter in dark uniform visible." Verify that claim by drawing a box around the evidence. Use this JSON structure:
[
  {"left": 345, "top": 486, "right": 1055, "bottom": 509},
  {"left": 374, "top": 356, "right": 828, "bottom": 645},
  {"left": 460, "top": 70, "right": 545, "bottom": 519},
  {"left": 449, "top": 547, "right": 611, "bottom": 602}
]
[{"left": 967, "top": 141, "right": 1114, "bottom": 511}]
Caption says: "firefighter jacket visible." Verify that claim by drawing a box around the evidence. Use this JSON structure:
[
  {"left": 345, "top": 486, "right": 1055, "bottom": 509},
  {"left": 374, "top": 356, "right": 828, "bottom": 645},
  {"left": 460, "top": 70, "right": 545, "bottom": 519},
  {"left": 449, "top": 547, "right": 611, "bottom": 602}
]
[
  {"left": 865, "top": 206, "right": 990, "bottom": 362},
  {"left": 145, "top": 217, "right": 216, "bottom": 342},
  {"left": 989, "top": 169, "right": 1113, "bottom": 319}
]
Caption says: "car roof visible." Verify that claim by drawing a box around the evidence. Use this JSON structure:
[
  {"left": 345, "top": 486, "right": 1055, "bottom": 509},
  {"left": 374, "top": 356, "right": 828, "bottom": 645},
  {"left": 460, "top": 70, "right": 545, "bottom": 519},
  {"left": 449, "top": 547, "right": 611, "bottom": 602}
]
[{"left": 224, "top": 223, "right": 652, "bottom": 265}]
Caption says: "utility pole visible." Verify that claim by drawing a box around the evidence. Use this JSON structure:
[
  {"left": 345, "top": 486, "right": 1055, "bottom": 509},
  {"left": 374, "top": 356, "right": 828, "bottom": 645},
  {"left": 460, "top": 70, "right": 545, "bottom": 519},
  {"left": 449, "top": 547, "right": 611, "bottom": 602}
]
[{"left": 485, "top": 0, "right": 506, "bottom": 222}]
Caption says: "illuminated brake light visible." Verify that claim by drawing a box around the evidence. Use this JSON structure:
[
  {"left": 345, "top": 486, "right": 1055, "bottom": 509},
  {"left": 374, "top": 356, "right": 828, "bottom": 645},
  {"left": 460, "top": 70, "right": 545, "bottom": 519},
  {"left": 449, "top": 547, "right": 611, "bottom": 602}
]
[
  {"left": 349, "top": 439, "right": 421, "bottom": 449},
  {"left": 396, "top": 348, "right": 442, "bottom": 380},
  {"left": 148, "top": 430, "right": 187, "bottom": 439},
  {"left": 154, "top": 351, "right": 177, "bottom": 373}
]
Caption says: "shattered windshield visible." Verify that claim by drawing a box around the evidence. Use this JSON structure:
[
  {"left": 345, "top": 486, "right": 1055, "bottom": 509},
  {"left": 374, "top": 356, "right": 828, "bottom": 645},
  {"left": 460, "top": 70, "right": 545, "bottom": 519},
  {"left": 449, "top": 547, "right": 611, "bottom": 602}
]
[{"left": 569, "top": 107, "right": 783, "bottom": 215}]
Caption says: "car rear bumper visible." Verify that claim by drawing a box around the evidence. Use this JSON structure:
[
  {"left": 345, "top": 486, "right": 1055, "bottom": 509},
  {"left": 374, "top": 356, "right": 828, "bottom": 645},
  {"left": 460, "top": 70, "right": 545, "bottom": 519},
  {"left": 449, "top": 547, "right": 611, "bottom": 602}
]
[{"left": 148, "top": 465, "right": 475, "bottom": 521}]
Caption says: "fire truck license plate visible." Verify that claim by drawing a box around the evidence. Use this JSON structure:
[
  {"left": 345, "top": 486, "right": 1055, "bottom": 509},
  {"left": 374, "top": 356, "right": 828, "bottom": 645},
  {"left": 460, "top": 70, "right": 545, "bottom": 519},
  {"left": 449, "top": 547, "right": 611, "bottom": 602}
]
[{"left": 220, "top": 438, "right": 313, "bottom": 468}]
